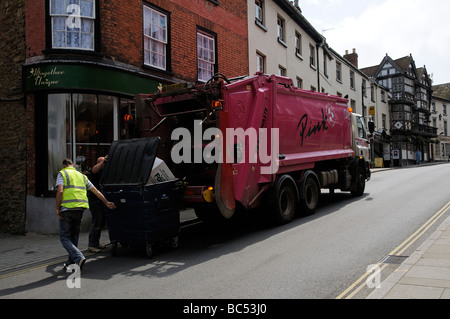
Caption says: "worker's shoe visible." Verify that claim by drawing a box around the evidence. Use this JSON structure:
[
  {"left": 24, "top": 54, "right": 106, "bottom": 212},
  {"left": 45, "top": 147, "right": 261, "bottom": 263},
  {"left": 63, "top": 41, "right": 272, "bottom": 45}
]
[
  {"left": 88, "top": 246, "right": 101, "bottom": 253},
  {"left": 77, "top": 257, "right": 86, "bottom": 271}
]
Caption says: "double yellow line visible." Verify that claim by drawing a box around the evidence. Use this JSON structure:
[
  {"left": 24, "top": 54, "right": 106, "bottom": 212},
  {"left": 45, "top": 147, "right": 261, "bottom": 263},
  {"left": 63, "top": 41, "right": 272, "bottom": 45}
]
[{"left": 336, "top": 200, "right": 450, "bottom": 299}]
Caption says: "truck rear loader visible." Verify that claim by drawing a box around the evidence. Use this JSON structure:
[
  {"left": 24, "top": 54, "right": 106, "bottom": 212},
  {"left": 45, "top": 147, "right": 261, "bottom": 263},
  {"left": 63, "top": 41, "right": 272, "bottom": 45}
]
[{"left": 136, "top": 73, "right": 371, "bottom": 225}]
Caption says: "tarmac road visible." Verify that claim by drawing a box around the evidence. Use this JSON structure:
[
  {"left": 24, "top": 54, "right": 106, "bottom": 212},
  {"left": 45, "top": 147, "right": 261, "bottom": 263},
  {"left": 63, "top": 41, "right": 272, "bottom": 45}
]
[{"left": 1, "top": 163, "right": 450, "bottom": 300}]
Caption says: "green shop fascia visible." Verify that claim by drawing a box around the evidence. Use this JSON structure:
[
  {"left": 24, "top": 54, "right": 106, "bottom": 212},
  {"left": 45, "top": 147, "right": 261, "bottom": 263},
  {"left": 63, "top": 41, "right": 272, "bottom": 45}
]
[{"left": 24, "top": 62, "right": 161, "bottom": 95}]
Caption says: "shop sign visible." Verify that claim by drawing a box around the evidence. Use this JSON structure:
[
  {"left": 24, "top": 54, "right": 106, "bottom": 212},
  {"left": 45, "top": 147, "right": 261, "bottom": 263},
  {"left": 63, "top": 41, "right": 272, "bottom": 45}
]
[
  {"left": 27, "top": 66, "right": 66, "bottom": 88},
  {"left": 24, "top": 63, "right": 160, "bottom": 95}
]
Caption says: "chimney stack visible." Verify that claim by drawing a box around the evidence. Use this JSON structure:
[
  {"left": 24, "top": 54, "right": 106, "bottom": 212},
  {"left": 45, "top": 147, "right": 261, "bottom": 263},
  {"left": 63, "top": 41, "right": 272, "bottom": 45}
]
[{"left": 344, "top": 48, "right": 358, "bottom": 68}]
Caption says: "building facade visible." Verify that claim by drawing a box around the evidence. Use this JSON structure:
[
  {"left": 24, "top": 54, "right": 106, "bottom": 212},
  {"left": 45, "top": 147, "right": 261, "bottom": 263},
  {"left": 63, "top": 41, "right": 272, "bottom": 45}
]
[
  {"left": 248, "top": 0, "right": 390, "bottom": 166},
  {"left": 1, "top": 0, "right": 248, "bottom": 234},
  {"left": 361, "top": 54, "right": 437, "bottom": 166},
  {"left": 0, "top": 0, "right": 27, "bottom": 234},
  {"left": 431, "top": 83, "right": 450, "bottom": 161}
]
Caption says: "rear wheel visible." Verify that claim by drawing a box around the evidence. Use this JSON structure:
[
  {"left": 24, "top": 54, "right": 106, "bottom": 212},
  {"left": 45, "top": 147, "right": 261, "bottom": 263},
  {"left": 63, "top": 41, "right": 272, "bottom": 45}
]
[
  {"left": 300, "top": 174, "right": 320, "bottom": 216},
  {"left": 266, "top": 177, "right": 297, "bottom": 225}
]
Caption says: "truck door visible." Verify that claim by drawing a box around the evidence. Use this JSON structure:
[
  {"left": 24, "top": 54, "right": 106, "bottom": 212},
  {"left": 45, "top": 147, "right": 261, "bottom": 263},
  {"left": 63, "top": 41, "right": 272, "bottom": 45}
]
[{"left": 353, "top": 115, "right": 370, "bottom": 160}]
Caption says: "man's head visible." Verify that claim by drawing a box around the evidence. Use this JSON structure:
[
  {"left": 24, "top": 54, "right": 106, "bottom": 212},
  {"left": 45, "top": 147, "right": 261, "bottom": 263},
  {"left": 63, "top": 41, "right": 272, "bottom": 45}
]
[{"left": 62, "top": 158, "right": 74, "bottom": 167}]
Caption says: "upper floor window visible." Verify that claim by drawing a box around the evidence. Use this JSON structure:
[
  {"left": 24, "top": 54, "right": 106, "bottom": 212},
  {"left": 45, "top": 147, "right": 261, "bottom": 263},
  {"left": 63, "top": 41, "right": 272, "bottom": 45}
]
[
  {"left": 295, "top": 32, "right": 302, "bottom": 57},
  {"left": 255, "top": 0, "right": 264, "bottom": 24},
  {"left": 336, "top": 61, "right": 342, "bottom": 82},
  {"left": 50, "top": 0, "right": 95, "bottom": 50},
  {"left": 350, "top": 71, "right": 355, "bottom": 89},
  {"left": 143, "top": 6, "right": 168, "bottom": 70},
  {"left": 256, "top": 52, "right": 265, "bottom": 73},
  {"left": 309, "top": 44, "right": 315, "bottom": 68},
  {"left": 278, "top": 65, "right": 286, "bottom": 77},
  {"left": 197, "top": 31, "right": 216, "bottom": 82},
  {"left": 277, "top": 16, "right": 285, "bottom": 42},
  {"left": 296, "top": 77, "right": 303, "bottom": 89}
]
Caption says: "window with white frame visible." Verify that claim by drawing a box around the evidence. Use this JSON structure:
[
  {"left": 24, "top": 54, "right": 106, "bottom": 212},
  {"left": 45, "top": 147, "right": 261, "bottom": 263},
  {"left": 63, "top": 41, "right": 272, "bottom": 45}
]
[
  {"left": 336, "top": 61, "right": 342, "bottom": 82},
  {"left": 309, "top": 44, "right": 315, "bottom": 68},
  {"left": 197, "top": 31, "right": 216, "bottom": 82},
  {"left": 50, "top": 0, "right": 95, "bottom": 50},
  {"left": 278, "top": 65, "right": 286, "bottom": 77},
  {"left": 295, "top": 32, "right": 302, "bottom": 57},
  {"left": 256, "top": 52, "right": 265, "bottom": 73},
  {"left": 277, "top": 16, "right": 285, "bottom": 42},
  {"left": 350, "top": 71, "right": 355, "bottom": 89},
  {"left": 296, "top": 77, "right": 303, "bottom": 89},
  {"left": 143, "top": 6, "right": 167, "bottom": 70},
  {"left": 255, "top": 0, "right": 264, "bottom": 24}
]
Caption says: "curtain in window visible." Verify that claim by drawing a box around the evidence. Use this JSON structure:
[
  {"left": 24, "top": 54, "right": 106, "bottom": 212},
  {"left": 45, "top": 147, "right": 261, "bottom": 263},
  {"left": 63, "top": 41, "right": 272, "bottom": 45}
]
[
  {"left": 143, "top": 6, "right": 167, "bottom": 70},
  {"left": 50, "top": 0, "right": 95, "bottom": 50}
]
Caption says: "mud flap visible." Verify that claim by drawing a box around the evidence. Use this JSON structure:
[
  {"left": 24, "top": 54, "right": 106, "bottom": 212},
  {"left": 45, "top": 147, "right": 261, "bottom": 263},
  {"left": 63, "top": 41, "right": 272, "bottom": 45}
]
[
  {"left": 215, "top": 163, "right": 235, "bottom": 219},
  {"left": 215, "top": 110, "right": 235, "bottom": 219}
]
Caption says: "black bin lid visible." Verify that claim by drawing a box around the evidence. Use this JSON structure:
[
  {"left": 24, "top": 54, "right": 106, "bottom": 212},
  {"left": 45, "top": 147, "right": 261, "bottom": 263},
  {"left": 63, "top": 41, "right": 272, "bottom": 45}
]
[{"left": 100, "top": 137, "right": 160, "bottom": 186}]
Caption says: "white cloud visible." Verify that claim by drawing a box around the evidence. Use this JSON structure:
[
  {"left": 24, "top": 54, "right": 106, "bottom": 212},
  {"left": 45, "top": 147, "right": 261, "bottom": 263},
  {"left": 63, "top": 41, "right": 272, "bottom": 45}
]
[{"left": 299, "top": 0, "right": 450, "bottom": 84}]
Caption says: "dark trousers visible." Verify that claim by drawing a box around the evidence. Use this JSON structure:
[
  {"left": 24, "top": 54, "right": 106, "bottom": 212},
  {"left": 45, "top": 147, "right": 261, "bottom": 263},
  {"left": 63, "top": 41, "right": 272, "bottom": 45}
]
[{"left": 88, "top": 200, "right": 106, "bottom": 247}]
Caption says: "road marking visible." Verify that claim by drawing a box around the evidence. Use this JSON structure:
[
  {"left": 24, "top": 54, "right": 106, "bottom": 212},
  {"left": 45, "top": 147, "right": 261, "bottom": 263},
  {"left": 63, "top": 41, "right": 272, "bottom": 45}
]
[
  {"left": 0, "top": 249, "right": 101, "bottom": 280},
  {"left": 336, "top": 200, "right": 450, "bottom": 299},
  {"left": 389, "top": 200, "right": 450, "bottom": 256},
  {"left": 0, "top": 258, "right": 66, "bottom": 279}
]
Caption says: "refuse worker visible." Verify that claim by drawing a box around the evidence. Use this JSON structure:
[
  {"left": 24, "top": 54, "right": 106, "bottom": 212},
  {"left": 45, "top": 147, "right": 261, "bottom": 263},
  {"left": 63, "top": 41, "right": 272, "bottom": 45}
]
[
  {"left": 55, "top": 158, "right": 116, "bottom": 271},
  {"left": 88, "top": 155, "right": 108, "bottom": 253}
]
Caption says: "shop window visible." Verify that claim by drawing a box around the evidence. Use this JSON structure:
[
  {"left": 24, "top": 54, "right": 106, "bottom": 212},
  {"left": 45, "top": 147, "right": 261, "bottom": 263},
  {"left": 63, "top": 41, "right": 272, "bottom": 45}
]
[
  {"left": 47, "top": 93, "right": 133, "bottom": 192},
  {"left": 50, "top": 0, "right": 96, "bottom": 50}
]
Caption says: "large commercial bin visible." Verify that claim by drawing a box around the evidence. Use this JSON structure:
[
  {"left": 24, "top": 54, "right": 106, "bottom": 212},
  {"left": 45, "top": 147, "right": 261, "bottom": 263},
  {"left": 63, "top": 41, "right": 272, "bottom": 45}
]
[{"left": 100, "top": 137, "right": 182, "bottom": 258}]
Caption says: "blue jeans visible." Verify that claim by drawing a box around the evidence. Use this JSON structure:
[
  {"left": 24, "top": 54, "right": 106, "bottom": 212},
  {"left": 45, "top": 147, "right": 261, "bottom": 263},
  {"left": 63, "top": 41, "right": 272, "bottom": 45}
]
[{"left": 59, "top": 209, "right": 85, "bottom": 265}]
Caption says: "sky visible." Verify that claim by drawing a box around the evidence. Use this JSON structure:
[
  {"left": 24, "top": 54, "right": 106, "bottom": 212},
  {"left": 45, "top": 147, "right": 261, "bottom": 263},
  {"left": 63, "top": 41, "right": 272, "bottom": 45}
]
[{"left": 295, "top": 0, "right": 450, "bottom": 85}]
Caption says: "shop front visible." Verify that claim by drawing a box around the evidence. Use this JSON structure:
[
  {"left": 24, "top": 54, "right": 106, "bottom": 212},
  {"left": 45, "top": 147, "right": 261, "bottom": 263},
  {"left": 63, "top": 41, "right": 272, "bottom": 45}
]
[{"left": 24, "top": 61, "right": 162, "bottom": 233}]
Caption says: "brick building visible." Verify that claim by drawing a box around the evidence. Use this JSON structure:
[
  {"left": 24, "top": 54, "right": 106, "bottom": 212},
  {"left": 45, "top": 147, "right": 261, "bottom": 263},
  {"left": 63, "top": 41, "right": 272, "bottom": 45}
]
[
  {"left": 0, "top": 0, "right": 27, "bottom": 234},
  {"left": 0, "top": 0, "right": 248, "bottom": 234}
]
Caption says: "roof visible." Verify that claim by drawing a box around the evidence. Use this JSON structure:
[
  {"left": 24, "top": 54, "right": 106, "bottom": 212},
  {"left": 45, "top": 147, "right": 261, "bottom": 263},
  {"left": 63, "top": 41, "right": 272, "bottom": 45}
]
[
  {"left": 360, "top": 54, "right": 417, "bottom": 79},
  {"left": 359, "top": 65, "right": 379, "bottom": 78},
  {"left": 433, "top": 83, "right": 450, "bottom": 100},
  {"left": 393, "top": 56, "right": 413, "bottom": 72}
]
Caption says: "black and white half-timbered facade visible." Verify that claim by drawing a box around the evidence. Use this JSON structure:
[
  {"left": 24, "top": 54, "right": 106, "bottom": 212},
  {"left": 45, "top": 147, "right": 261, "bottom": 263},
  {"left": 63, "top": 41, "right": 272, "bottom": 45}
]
[{"left": 362, "top": 54, "right": 437, "bottom": 166}]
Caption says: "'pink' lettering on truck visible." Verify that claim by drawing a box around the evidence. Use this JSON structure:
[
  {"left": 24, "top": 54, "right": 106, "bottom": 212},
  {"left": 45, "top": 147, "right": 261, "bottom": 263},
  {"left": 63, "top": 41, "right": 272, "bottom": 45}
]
[{"left": 297, "top": 108, "right": 329, "bottom": 146}]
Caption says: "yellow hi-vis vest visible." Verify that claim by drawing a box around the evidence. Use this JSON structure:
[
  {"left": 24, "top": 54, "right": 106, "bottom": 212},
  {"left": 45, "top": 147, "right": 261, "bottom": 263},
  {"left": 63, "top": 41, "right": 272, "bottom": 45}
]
[{"left": 60, "top": 167, "right": 90, "bottom": 209}]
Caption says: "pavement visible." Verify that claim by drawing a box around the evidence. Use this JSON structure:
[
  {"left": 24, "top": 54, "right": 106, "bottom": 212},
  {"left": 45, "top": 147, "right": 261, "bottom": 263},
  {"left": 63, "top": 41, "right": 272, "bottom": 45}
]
[{"left": 1, "top": 166, "right": 450, "bottom": 299}]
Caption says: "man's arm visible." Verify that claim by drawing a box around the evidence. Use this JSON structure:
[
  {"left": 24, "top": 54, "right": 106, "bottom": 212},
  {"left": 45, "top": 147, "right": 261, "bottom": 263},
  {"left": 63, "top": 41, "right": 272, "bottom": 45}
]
[
  {"left": 90, "top": 186, "right": 116, "bottom": 210},
  {"left": 55, "top": 184, "right": 64, "bottom": 220},
  {"left": 92, "top": 156, "right": 107, "bottom": 174}
]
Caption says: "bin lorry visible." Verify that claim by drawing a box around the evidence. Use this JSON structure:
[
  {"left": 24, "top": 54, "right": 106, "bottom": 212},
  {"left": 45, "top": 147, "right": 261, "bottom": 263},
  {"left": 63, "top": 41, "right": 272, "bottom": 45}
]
[{"left": 135, "top": 73, "right": 371, "bottom": 225}]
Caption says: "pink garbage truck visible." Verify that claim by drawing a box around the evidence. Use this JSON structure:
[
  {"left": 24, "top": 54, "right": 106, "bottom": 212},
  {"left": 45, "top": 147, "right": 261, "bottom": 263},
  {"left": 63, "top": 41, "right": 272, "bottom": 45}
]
[{"left": 137, "top": 73, "right": 371, "bottom": 225}]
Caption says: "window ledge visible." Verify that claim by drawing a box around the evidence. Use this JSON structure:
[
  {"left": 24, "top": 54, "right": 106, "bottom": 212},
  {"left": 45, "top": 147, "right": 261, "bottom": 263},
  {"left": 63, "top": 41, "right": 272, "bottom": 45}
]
[
  {"left": 277, "top": 37, "right": 287, "bottom": 48},
  {"left": 255, "top": 19, "right": 267, "bottom": 32}
]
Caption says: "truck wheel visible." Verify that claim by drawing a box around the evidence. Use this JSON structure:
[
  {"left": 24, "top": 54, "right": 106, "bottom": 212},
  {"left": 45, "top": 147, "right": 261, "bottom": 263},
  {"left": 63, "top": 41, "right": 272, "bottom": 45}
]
[
  {"left": 351, "top": 165, "right": 365, "bottom": 197},
  {"left": 300, "top": 174, "right": 320, "bottom": 216},
  {"left": 266, "top": 177, "right": 297, "bottom": 225}
]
